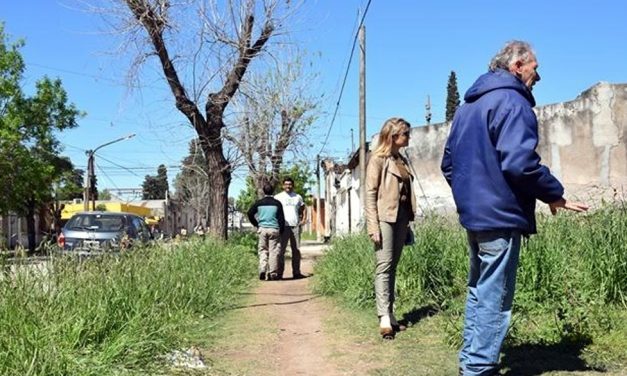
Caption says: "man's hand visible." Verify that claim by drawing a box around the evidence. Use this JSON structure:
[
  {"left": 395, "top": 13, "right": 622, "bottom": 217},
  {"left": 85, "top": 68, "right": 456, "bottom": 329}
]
[{"left": 548, "top": 198, "right": 589, "bottom": 215}]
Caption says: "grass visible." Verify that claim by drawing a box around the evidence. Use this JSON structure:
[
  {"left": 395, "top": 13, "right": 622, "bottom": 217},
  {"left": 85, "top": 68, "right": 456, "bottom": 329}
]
[
  {"left": 320, "top": 299, "right": 459, "bottom": 375},
  {"left": 313, "top": 204, "right": 627, "bottom": 372},
  {"left": 0, "top": 237, "right": 257, "bottom": 375},
  {"left": 300, "top": 230, "right": 318, "bottom": 241}
]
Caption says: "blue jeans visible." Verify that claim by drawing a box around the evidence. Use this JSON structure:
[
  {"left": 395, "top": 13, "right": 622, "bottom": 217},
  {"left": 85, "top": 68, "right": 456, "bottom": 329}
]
[{"left": 460, "top": 230, "right": 521, "bottom": 376}]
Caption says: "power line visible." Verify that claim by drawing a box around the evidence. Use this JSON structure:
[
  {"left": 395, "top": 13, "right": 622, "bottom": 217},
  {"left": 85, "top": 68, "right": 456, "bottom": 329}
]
[
  {"left": 318, "top": 0, "right": 373, "bottom": 155},
  {"left": 94, "top": 153, "right": 143, "bottom": 178},
  {"left": 61, "top": 143, "right": 87, "bottom": 152},
  {"left": 95, "top": 163, "right": 122, "bottom": 193},
  {"left": 28, "top": 62, "right": 165, "bottom": 91},
  {"left": 74, "top": 165, "right": 182, "bottom": 171}
]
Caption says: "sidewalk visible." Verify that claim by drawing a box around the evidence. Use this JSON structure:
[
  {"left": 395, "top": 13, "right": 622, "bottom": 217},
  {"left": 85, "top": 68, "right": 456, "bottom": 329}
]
[{"left": 298, "top": 239, "right": 328, "bottom": 258}]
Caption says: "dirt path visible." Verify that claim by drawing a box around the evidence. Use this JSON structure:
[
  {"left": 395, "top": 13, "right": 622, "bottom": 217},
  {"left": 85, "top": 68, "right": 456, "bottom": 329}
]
[
  {"left": 255, "top": 241, "right": 337, "bottom": 375},
  {"left": 203, "top": 240, "right": 382, "bottom": 376}
]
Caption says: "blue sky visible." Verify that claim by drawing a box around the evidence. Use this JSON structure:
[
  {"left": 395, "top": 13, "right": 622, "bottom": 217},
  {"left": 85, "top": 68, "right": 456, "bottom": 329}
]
[{"left": 2, "top": 1, "right": 626, "bottom": 199}]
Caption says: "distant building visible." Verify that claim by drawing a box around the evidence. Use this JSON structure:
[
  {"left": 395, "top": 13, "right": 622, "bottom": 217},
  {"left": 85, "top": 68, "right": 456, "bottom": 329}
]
[{"left": 321, "top": 144, "right": 369, "bottom": 237}]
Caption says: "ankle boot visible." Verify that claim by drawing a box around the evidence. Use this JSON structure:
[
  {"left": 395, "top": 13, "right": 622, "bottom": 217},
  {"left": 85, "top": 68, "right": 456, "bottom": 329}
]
[{"left": 390, "top": 314, "right": 407, "bottom": 332}]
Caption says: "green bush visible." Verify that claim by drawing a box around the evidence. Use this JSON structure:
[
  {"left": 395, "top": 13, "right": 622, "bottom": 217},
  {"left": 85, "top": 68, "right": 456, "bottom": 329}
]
[
  {"left": 228, "top": 230, "right": 258, "bottom": 252},
  {"left": 0, "top": 238, "right": 256, "bottom": 375}
]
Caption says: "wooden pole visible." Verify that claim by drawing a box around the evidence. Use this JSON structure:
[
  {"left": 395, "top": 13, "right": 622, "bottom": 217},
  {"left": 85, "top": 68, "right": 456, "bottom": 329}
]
[{"left": 359, "top": 25, "right": 367, "bottom": 221}]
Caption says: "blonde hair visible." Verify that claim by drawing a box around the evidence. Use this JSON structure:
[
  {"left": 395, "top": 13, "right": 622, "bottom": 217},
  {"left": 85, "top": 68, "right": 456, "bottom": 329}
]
[{"left": 373, "top": 117, "right": 411, "bottom": 157}]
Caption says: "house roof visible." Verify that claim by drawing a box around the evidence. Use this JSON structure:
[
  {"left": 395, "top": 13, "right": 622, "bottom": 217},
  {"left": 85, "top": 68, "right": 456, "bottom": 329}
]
[{"left": 347, "top": 142, "right": 370, "bottom": 170}]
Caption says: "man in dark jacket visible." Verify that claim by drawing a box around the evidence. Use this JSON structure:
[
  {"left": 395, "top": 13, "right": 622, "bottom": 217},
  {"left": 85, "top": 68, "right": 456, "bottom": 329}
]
[
  {"left": 247, "top": 182, "right": 286, "bottom": 281},
  {"left": 441, "top": 40, "right": 588, "bottom": 376}
]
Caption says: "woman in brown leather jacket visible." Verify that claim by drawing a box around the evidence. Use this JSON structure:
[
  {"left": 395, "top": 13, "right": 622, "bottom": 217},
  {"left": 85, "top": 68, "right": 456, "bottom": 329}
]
[{"left": 365, "top": 117, "right": 416, "bottom": 339}]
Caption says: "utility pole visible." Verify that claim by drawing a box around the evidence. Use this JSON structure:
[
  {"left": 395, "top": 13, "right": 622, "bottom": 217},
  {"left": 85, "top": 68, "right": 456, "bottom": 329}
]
[
  {"left": 316, "top": 154, "right": 322, "bottom": 242},
  {"left": 359, "top": 25, "right": 367, "bottom": 219},
  {"left": 425, "top": 95, "right": 432, "bottom": 126},
  {"left": 351, "top": 128, "right": 355, "bottom": 153},
  {"left": 83, "top": 134, "right": 136, "bottom": 211},
  {"left": 84, "top": 151, "right": 94, "bottom": 211}
]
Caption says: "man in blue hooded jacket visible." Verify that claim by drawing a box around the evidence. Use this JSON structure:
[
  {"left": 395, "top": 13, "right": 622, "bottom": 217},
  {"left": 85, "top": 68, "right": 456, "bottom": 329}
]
[{"left": 441, "top": 40, "right": 589, "bottom": 376}]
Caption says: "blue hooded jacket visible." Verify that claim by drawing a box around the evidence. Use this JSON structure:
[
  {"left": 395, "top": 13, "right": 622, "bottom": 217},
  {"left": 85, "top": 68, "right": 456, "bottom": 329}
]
[{"left": 440, "top": 69, "right": 564, "bottom": 234}]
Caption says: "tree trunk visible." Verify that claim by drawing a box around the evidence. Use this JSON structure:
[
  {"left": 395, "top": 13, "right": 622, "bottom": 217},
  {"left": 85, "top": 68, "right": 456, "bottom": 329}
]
[
  {"left": 200, "top": 122, "right": 231, "bottom": 240},
  {"left": 254, "top": 173, "right": 269, "bottom": 199},
  {"left": 206, "top": 170, "right": 230, "bottom": 239},
  {"left": 26, "top": 199, "right": 36, "bottom": 253}
]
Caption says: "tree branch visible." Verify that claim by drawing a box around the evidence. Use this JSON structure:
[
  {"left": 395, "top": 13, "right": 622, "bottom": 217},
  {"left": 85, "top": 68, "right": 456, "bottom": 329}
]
[
  {"left": 206, "top": 15, "right": 274, "bottom": 117},
  {"left": 125, "top": 0, "right": 207, "bottom": 136}
]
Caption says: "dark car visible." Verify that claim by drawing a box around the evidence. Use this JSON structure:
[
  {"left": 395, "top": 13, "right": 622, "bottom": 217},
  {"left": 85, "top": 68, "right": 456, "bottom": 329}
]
[{"left": 57, "top": 211, "right": 152, "bottom": 253}]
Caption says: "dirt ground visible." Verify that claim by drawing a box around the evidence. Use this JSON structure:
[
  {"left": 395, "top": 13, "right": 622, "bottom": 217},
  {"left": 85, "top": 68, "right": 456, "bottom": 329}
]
[
  {"left": 199, "top": 240, "right": 388, "bottom": 375},
  {"left": 242, "top": 243, "right": 342, "bottom": 375}
]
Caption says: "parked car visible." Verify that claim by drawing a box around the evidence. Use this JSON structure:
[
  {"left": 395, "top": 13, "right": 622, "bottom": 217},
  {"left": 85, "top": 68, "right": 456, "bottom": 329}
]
[{"left": 57, "top": 211, "right": 152, "bottom": 253}]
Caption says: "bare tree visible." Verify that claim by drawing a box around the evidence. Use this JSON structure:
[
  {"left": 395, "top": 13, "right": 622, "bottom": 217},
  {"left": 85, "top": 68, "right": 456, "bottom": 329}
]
[
  {"left": 225, "top": 53, "right": 318, "bottom": 198},
  {"left": 88, "top": 0, "right": 297, "bottom": 239}
]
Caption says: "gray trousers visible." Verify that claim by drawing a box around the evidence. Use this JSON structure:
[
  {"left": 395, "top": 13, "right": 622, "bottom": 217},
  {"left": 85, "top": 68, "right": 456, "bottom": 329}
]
[
  {"left": 374, "top": 209, "right": 410, "bottom": 317},
  {"left": 279, "top": 225, "right": 301, "bottom": 277},
  {"left": 257, "top": 227, "right": 281, "bottom": 275}
]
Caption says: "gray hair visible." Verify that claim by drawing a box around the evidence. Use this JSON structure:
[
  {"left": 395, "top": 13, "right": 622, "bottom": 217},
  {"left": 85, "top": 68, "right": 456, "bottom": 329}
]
[{"left": 489, "top": 40, "right": 535, "bottom": 71}]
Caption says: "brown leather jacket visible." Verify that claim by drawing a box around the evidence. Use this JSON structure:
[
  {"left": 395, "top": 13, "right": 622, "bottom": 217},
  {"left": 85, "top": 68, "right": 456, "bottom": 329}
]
[{"left": 365, "top": 154, "right": 417, "bottom": 236}]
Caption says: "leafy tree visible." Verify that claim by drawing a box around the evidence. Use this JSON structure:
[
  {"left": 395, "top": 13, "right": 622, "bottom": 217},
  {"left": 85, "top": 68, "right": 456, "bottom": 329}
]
[
  {"left": 0, "top": 24, "right": 83, "bottom": 251},
  {"left": 445, "top": 70, "right": 460, "bottom": 122},
  {"left": 157, "top": 164, "right": 169, "bottom": 195},
  {"left": 57, "top": 168, "right": 84, "bottom": 201},
  {"left": 234, "top": 176, "right": 260, "bottom": 214},
  {"left": 99, "top": 189, "right": 112, "bottom": 201},
  {"left": 97, "top": 0, "right": 298, "bottom": 239},
  {"left": 142, "top": 164, "right": 168, "bottom": 199},
  {"left": 141, "top": 176, "right": 158, "bottom": 199}
]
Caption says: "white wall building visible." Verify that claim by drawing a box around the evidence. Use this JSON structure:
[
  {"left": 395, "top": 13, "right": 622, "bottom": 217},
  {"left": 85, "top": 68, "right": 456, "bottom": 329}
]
[{"left": 322, "top": 146, "right": 368, "bottom": 237}]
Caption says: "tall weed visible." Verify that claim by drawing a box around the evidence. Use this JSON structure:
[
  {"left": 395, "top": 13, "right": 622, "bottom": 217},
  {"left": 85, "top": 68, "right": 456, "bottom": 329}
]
[
  {"left": 0, "top": 238, "right": 256, "bottom": 375},
  {"left": 313, "top": 234, "right": 374, "bottom": 309}
]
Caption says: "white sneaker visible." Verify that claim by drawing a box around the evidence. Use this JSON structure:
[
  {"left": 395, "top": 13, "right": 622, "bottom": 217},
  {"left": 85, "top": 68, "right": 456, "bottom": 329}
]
[
  {"left": 380, "top": 315, "right": 392, "bottom": 328},
  {"left": 379, "top": 315, "right": 393, "bottom": 337}
]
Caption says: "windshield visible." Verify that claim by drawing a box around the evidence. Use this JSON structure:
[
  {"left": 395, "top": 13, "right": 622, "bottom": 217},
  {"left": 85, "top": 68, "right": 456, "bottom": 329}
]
[{"left": 66, "top": 214, "right": 126, "bottom": 232}]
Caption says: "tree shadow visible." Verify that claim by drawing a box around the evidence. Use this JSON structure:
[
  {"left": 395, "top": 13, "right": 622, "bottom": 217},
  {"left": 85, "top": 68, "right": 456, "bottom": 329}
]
[
  {"left": 401, "top": 304, "right": 439, "bottom": 327},
  {"left": 500, "top": 337, "right": 606, "bottom": 376}
]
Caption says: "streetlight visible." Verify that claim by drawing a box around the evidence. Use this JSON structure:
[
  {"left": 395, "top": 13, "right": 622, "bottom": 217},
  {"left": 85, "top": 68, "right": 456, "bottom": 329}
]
[{"left": 83, "top": 134, "right": 136, "bottom": 211}]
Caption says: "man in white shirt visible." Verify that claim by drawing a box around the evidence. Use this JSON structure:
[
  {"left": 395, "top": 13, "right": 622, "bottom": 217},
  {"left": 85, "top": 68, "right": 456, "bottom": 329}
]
[{"left": 274, "top": 177, "right": 305, "bottom": 279}]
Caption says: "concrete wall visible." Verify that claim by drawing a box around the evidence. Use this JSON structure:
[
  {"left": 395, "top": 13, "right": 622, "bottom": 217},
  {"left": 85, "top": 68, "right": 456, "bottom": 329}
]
[
  {"left": 536, "top": 82, "right": 627, "bottom": 198},
  {"left": 405, "top": 82, "right": 627, "bottom": 212},
  {"left": 404, "top": 121, "right": 456, "bottom": 214},
  {"left": 0, "top": 214, "right": 45, "bottom": 250}
]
